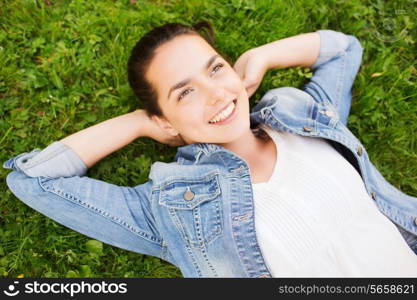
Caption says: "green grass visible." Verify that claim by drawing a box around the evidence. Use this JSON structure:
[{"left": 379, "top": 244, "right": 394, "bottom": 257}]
[{"left": 0, "top": 0, "right": 416, "bottom": 278}]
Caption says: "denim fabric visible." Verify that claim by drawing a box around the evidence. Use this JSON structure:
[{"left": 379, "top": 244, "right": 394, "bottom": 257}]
[{"left": 4, "top": 30, "right": 417, "bottom": 277}]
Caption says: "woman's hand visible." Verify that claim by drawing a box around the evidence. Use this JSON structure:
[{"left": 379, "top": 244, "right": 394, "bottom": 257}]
[
  {"left": 233, "top": 47, "right": 269, "bottom": 98},
  {"left": 137, "top": 110, "right": 185, "bottom": 147}
]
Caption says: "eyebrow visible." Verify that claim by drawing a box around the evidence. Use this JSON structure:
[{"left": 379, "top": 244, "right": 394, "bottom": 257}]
[{"left": 167, "top": 54, "right": 220, "bottom": 100}]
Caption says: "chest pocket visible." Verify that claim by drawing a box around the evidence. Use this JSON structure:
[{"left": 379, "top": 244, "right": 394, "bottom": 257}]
[{"left": 159, "top": 171, "right": 223, "bottom": 248}]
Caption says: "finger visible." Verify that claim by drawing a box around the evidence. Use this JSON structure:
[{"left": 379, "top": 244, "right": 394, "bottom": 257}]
[
  {"left": 233, "top": 56, "right": 249, "bottom": 79},
  {"left": 244, "top": 76, "right": 257, "bottom": 89},
  {"left": 246, "top": 81, "right": 260, "bottom": 98},
  {"left": 233, "top": 64, "right": 245, "bottom": 80},
  {"left": 246, "top": 86, "right": 254, "bottom": 98}
]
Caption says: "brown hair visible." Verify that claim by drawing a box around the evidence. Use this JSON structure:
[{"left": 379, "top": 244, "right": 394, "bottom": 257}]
[{"left": 127, "top": 21, "right": 230, "bottom": 118}]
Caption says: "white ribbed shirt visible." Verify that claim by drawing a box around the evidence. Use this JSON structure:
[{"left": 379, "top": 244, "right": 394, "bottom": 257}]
[{"left": 252, "top": 124, "right": 417, "bottom": 277}]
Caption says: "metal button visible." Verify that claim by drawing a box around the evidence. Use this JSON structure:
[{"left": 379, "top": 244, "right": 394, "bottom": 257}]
[
  {"left": 183, "top": 188, "right": 195, "bottom": 201},
  {"left": 303, "top": 126, "right": 313, "bottom": 132},
  {"left": 357, "top": 146, "right": 363, "bottom": 156},
  {"left": 371, "top": 192, "right": 377, "bottom": 200},
  {"left": 414, "top": 218, "right": 417, "bottom": 226}
]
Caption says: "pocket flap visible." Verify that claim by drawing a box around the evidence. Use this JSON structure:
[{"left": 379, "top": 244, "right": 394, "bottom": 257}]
[{"left": 159, "top": 172, "right": 221, "bottom": 210}]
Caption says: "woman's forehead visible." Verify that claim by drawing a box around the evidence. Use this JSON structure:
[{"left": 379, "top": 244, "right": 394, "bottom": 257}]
[
  {"left": 147, "top": 35, "right": 220, "bottom": 97},
  {"left": 156, "top": 34, "right": 216, "bottom": 61}
]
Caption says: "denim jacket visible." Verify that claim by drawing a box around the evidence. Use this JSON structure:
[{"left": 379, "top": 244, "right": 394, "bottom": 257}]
[{"left": 4, "top": 30, "right": 417, "bottom": 278}]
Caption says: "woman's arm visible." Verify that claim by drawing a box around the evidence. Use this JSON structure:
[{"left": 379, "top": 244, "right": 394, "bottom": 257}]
[
  {"left": 255, "top": 32, "right": 321, "bottom": 69},
  {"left": 59, "top": 108, "right": 184, "bottom": 169},
  {"left": 303, "top": 30, "right": 363, "bottom": 125},
  {"left": 2, "top": 110, "right": 150, "bottom": 178},
  {"left": 59, "top": 109, "right": 148, "bottom": 169},
  {"left": 233, "top": 32, "right": 321, "bottom": 97},
  {"left": 3, "top": 112, "right": 167, "bottom": 260},
  {"left": 251, "top": 29, "right": 363, "bottom": 125},
  {"left": 3, "top": 110, "right": 175, "bottom": 259},
  {"left": 233, "top": 30, "right": 362, "bottom": 117},
  {"left": 3, "top": 109, "right": 184, "bottom": 179}
]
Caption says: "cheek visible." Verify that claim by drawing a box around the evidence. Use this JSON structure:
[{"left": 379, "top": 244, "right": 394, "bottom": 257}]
[{"left": 177, "top": 104, "right": 205, "bottom": 127}]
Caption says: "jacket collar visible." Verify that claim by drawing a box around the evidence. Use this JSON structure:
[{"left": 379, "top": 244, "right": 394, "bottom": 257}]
[{"left": 174, "top": 142, "right": 231, "bottom": 164}]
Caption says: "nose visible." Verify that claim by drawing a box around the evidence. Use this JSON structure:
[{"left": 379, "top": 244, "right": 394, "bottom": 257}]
[{"left": 206, "top": 83, "right": 227, "bottom": 106}]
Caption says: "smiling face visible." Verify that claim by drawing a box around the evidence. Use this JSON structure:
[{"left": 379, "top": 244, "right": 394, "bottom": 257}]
[{"left": 146, "top": 34, "right": 251, "bottom": 145}]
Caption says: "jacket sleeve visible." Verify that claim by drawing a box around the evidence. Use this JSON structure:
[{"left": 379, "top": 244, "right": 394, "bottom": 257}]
[
  {"left": 303, "top": 30, "right": 364, "bottom": 126},
  {"left": 3, "top": 142, "right": 169, "bottom": 263},
  {"left": 3, "top": 141, "right": 87, "bottom": 178}
]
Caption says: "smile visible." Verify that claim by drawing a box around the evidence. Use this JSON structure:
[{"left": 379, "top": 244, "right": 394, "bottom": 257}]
[{"left": 208, "top": 99, "right": 238, "bottom": 125}]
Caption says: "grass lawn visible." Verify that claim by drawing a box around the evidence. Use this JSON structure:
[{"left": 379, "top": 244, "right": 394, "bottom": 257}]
[{"left": 0, "top": 0, "right": 416, "bottom": 278}]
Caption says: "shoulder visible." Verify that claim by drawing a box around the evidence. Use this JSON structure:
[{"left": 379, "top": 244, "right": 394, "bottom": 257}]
[
  {"left": 149, "top": 161, "right": 180, "bottom": 181},
  {"left": 252, "top": 87, "right": 315, "bottom": 113},
  {"left": 254, "top": 87, "right": 314, "bottom": 109},
  {"left": 149, "top": 160, "right": 221, "bottom": 188}
]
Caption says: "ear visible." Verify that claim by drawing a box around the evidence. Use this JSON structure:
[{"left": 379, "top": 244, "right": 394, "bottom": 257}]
[{"left": 151, "top": 115, "right": 179, "bottom": 136}]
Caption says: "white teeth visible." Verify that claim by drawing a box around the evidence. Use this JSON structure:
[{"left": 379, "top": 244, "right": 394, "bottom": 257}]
[{"left": 209, "top": 101, "right": 235, "bottom": 123}]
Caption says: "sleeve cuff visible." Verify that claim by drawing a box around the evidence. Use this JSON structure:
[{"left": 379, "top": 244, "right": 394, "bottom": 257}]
[
  {"left": 3, "top": 141, "right": 87, "bottom": 178},
  {"left": 311, "top": 29, "right": 350, "bottom": 69}
]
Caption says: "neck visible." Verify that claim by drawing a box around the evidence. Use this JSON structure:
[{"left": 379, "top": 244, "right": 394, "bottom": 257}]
[{"left": 219, "top": 128, "right": 269, "bottom": 165}]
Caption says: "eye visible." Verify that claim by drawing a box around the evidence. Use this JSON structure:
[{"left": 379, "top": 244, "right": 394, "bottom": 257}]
[
  {"left": 211, "top": 63, "right": 224, "bottom": 74},
  {"left": 178, "top": 88, "right": 193, "bottom": 101},
  {"left": 177, "top": 63, "right": 224, "bottom": 101}
]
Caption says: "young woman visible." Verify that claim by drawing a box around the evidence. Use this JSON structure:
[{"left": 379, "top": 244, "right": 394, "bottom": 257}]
[{"left": 4, "top": 21, "right": 417, "bottom": 278}]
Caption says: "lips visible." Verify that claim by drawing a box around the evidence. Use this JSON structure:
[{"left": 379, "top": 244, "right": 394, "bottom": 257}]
[{"left": 209, "top": 98, "right": 237, "bottom": 124}]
